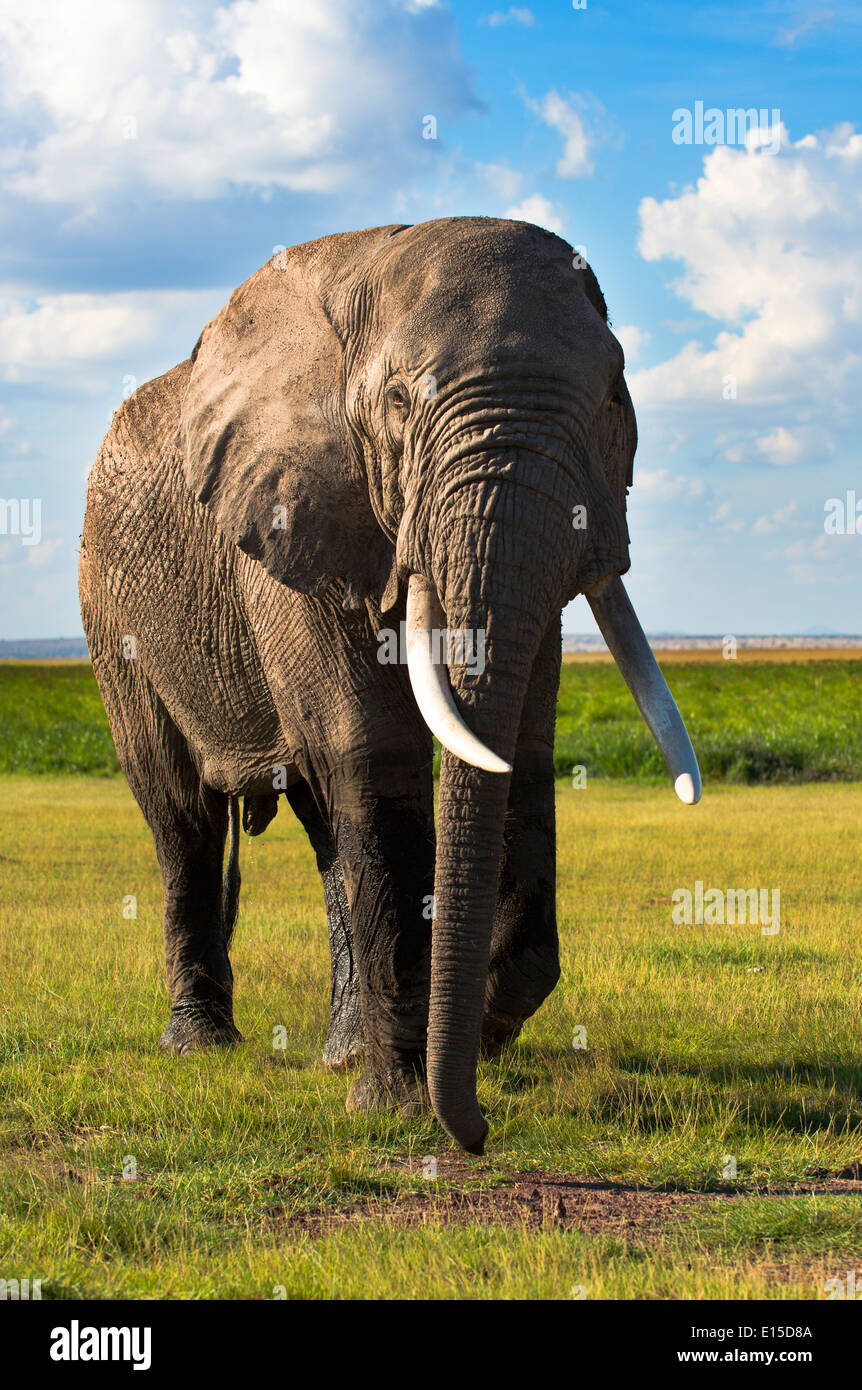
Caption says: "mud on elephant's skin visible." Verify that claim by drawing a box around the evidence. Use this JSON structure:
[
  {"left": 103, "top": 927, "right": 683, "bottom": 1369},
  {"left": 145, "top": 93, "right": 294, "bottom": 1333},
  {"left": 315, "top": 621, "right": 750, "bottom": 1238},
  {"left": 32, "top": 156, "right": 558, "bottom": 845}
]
[{"left": 79, "top": 217, "right": 700, "bottom": 1153}]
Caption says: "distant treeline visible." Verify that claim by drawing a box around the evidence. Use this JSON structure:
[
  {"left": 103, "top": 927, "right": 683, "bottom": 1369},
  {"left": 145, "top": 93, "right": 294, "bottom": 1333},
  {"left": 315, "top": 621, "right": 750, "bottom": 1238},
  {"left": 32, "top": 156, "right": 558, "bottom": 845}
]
[
  {"left": 0, "top": 639, "right": 90, "bottom": 659},
  {"left": 4, "top": 635, "right": 859, "bottom": 659},
  {"left": 0, "top": 658, "right": 860, "bottom": 783}
]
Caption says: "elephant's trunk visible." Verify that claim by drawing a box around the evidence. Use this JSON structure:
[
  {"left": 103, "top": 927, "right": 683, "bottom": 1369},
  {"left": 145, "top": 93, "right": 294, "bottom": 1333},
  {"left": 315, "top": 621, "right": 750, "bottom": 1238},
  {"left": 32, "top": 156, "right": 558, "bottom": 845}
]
[
  {"left": 402, "top": 456, "right": 701, "bottom": 1152},
  {"left": 428, "top": 749, "right": 515, "bottom": 1152},
  {"left": 424, "top": 621, "right": 540, "bottom": 1153},
  {"left": 408, "top": 481, "right": 570, "bottom": 1152}
]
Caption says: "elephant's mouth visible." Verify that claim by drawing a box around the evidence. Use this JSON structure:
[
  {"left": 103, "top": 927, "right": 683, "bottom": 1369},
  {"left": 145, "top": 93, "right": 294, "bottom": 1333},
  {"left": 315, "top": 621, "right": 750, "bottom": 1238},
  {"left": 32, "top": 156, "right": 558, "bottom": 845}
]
[{"left": 404, "top": 571, "right": 701, "bottom": 805}]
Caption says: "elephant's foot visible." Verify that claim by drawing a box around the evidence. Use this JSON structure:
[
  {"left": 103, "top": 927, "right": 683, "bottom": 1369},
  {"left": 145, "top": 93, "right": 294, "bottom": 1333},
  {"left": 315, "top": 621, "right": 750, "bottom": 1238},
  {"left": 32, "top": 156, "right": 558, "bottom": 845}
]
[
  {"left": 346, "top": 1063, "right": 426, "bottom": 1117},
  {"left": 322, "top": 1028, "right": 364, "bottom": 1072},
  {"left": 158, "top": 998, "right": 242, "bottom": 1055},
  {"left": 480, "top": 1007, "right": 525, "bottom": 1059},
  {"left": 321, "top": 997, "right": 364, "bottom": 1072}
]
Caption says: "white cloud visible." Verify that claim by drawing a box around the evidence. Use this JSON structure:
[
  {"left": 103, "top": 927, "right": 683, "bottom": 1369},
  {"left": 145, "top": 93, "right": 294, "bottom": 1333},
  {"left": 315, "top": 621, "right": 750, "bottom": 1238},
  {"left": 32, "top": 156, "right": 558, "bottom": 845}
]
[
  {"left": 0, "top": 286, "right": 228, "bottom": 383},
  {"left": 504, "top": 193, "right": 564, "bottom": 234},
  {"left": 634, "top": 469, "right": 706, "bottom": 501},
  {"left": 714, "top": 431, "right": 746, "bottom": 464},
  {"left": 629, "top": 124, "right": 862, "bottom": 432},
  {"left": 474, "top": 161, "right": 524, "bottom": 202},
  {"left": 753, "top": 501, "right": 797, "bottom": 534},
  {"left": 775, "top": 12, "right": 835, "bottom": 47},
  {"left": 755, "top": 426, "right": 803, "bottom": 465},
  {"left": 0, "top": 0, "right": 479, "bottom": 205},
  {"left": 26, "top": 536, "right": 63, "bottom": 568},
  {"left": 709, "top": 500, "right": 745, "bottom": 532},
  {"left": 783, "top": 528, "right": 860, "bottom": 589},
  {"left": 484, "top": 7, "right": 534, "bottom": 25},
  {"left": 528, "top": 90, "right": 593, "bottom": 178},
  {"left": 613, "top": 324, "right": 650, "bottom": 363}
]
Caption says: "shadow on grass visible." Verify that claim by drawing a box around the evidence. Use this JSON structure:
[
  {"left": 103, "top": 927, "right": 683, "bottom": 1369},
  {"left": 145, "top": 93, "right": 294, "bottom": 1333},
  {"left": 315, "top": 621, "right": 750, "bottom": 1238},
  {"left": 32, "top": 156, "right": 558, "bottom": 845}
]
[
  {"left": 615, "top": 1054, "right": 862, "bottom": 1093},
  {"left": 588, "top": 1055, "right": 862, "bottom": 1136},
  {"left": 486, "top": 1042, "right": 862, "bottom": 1136},
  {"left": 316, "top": 1170, "right": 405, "bottom": 1203},
  {"left": 496, "top": 1042, "right": 599, "bottom": 1073}
]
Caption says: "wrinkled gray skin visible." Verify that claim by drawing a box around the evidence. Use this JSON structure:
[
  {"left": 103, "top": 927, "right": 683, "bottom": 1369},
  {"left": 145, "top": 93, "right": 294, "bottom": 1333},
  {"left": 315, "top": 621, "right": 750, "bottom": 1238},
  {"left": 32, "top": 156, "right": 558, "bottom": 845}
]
[{"left": 79, "top": 218, "right": 636, "bottom": 1153}]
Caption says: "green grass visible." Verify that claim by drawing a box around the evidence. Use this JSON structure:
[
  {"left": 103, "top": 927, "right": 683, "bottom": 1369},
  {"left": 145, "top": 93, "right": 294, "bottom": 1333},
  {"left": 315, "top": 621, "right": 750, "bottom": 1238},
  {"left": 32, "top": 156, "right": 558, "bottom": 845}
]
[
  {"left": 555, "top": 658, "right": 862, "bottom": 783},
  {"left": 0, "top": 663, "right": 118, "bottom": 776},
  {"left": 2, "top": 775, "right": 861, "bottom": 1298},
  {"left": 3, "top": 657, "right": 860, "bottom": 782}
]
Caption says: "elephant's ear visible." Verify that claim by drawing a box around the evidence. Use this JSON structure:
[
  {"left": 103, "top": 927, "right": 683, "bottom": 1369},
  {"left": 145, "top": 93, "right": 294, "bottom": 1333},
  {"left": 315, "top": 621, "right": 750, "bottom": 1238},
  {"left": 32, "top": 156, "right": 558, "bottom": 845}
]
[{"left": 180, "top": 228, "right": 398, "bottom": 601}]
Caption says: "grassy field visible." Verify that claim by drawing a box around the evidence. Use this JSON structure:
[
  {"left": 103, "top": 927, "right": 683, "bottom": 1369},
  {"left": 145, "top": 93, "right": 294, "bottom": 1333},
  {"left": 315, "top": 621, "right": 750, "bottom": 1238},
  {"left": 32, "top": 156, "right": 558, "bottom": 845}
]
[
  {"left": 2, "top": 655, "right": 861, "bottom": 783},
  {"left": 0, "top": 662, "right": 118, "bottom": 777},
  {"left": 1, "top": 772, "right": 861, "bottom": 1299},
  {"left": 555, "top": 655, "right": 862, "bottom": 783}
]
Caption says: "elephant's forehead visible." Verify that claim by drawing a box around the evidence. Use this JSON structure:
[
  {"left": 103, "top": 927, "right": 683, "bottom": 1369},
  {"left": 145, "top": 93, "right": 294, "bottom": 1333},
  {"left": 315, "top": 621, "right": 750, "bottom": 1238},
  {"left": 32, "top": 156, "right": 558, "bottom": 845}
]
[
  {"left": 377, "top": 222, "right": 573, "bottom": 304},
  {"left": 378, "top": 273, "right": 609, "bottom": 379},
  {"left": 370, "top": 220, "right": 606, "bottom": 361},
  {"left": 377, "top": 216, "right": 570, "bottom": 274}
]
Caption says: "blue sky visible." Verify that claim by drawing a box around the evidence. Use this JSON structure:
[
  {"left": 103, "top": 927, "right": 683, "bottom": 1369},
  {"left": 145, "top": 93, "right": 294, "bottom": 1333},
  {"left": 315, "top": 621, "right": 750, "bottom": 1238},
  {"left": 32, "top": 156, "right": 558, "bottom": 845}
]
[{"left": 0, "top": 0, "right": 860, "bottom": 637}]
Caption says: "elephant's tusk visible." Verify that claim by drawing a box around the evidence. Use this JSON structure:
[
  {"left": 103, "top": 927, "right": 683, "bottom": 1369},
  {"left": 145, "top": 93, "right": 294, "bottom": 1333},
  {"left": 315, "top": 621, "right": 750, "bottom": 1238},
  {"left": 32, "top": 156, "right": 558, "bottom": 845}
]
[
  {"left": 405, "top": 575, "right": 512, "bottom": 775},
  {"left": 587, "top": 575, "right": 702, "bottom": 805}
]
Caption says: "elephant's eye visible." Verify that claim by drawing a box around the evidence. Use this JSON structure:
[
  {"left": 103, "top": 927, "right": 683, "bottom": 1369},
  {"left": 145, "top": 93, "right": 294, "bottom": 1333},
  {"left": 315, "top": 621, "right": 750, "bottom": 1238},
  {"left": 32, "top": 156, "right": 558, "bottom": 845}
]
[{"left": 385, "top": 383, "right": 410, "bottom": 414}]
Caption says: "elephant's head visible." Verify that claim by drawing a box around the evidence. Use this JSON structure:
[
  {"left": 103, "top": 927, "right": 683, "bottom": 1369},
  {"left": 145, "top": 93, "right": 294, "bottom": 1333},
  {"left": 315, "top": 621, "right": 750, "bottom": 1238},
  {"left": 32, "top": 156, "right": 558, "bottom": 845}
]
[{"left": 182, "top": 217, "right": 700, "bottom": 1152}]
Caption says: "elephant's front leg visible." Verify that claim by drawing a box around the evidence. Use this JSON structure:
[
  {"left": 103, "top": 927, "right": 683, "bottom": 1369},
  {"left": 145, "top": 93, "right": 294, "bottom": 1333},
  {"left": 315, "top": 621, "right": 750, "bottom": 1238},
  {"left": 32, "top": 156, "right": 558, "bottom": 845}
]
[
  {"left": 482, "top": 618, "right": 561, "bottom": 1055},
  {"left": 321, "top": 857, "right": 364, "bottom": 1070},
  {"left": 285, "top": 779, "right": 363, "bottom": 1070},
  {"left": 329, "top": 758, "right": 435, "bottom": 1114}
]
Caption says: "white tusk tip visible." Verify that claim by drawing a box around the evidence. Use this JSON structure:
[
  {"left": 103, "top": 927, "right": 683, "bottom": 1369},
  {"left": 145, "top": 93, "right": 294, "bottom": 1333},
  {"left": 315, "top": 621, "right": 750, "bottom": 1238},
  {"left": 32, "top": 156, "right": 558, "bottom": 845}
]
[
  {"left": 674, "top": 772, "right": 701, "bottom": 805},
  {"left": 482, "top": 754, "right": 513, "bottom": 775}
]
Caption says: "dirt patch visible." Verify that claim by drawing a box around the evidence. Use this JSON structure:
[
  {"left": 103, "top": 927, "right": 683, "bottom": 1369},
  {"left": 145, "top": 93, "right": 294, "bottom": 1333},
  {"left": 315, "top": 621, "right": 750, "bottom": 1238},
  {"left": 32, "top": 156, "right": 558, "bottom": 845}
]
[
  {"left": 807, "top": 1161, "right": 862, "bottom": 1180},
  {"left": 277, "top": 1158, "right": 861, "bottom": 1241}
]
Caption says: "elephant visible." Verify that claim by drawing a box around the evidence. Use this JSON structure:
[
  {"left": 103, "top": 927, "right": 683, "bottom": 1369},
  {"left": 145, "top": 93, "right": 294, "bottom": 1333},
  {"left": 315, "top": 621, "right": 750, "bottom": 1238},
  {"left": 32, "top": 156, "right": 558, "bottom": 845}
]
[{"left": 79, "top": 217, "right": 700, "bottom": 1154}]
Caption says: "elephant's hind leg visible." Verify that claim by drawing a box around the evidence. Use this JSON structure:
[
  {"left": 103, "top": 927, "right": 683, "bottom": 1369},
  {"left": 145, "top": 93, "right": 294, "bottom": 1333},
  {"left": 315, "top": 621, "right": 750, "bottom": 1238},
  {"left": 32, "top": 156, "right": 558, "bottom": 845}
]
[
  {"left": 285, "top": 780, "right": 364, "bottom": 1070},
  {"left": 90, "top": 643, "right": 242, "bottom": 1053}
]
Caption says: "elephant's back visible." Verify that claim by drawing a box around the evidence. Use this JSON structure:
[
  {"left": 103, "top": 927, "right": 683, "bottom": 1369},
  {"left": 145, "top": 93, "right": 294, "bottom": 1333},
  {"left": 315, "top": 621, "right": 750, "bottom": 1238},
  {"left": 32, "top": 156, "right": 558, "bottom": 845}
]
[{"left": 81, "top": 359, "right": 194, "bottom": 578}]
